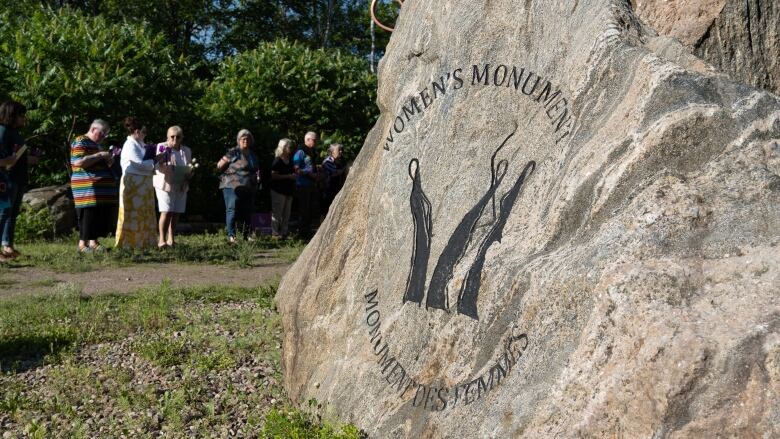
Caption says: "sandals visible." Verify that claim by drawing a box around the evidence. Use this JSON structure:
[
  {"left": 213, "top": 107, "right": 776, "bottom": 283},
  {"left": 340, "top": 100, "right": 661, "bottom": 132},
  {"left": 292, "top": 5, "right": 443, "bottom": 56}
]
[
  {"left": 1, "top": 248, "right": 20, "bottom": 259},
  {"left": 78, "top": 243, "right": 105, "bottom": 254}
]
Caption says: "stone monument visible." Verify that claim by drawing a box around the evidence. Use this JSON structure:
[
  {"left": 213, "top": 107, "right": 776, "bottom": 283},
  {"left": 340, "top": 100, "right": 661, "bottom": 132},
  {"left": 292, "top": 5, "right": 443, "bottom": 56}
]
[
  {"left": 276, "top": 0, "right": 780, "bottom": 437},
  {"left": 631, "top": 0, "right": 779, "bottom": 96}
]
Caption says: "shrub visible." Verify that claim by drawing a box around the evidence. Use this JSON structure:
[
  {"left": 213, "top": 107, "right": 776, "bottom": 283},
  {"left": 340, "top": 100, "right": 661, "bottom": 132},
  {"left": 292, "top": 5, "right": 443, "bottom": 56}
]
[
  {"left": 262, "top": 407, "right": 363, "bottom": 439},
  {"left": 199, "top": 39, "right": 378, "bottom": 162},
  {"left": 0, "top": 6, "right": 199, "bottom": 187},
  {"left": 14, "top": 203, "right": 55, "bottom": 243}
]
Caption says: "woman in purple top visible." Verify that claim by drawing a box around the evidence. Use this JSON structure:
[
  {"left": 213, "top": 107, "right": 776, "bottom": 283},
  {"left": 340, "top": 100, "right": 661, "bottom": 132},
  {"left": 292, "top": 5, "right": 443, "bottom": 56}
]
[{"left": 153, "top": 125, "right": 192, "bottom": 248}]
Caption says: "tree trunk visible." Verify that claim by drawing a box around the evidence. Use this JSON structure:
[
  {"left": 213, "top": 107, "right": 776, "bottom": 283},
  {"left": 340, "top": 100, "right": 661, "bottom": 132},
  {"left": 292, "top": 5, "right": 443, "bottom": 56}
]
[{"left": 370, "top": 18, "right": 376, "bottom": 72}]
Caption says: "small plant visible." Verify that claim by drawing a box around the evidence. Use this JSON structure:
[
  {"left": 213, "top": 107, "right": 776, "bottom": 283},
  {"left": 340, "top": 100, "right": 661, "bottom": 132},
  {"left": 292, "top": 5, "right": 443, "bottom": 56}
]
[
  {"left": 261, "top": 407, "right": 364, "bottom": 439},
  {"left": 0, "top": 386, "right": 27, "bottom": 416},
  {"left": 133, "top": 336, "right": 189, "bottom": 368},
  {"left": 14, "top": 203, "right": 55, "bottom": 243}
]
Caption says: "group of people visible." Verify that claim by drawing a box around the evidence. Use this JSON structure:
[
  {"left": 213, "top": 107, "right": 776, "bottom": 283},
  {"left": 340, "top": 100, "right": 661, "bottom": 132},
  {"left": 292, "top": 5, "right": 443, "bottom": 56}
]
[
  {"left": 0, "top": 98, "right": 348, "bottom": 260},
  {"left": 70, "top": 117, "right": 193, "bottom": 252},
  {"left": 268, "top": 131, "right": 348, "bottom": 240},
  {"left": 217, "top": 129, "right": 347, "bottom": 242}
]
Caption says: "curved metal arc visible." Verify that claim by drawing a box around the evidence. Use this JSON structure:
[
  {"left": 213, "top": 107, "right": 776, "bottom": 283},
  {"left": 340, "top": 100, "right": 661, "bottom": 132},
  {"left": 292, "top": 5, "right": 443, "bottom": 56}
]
[{"left": 371, "top": 0, "right": 404, "bottom": 32}]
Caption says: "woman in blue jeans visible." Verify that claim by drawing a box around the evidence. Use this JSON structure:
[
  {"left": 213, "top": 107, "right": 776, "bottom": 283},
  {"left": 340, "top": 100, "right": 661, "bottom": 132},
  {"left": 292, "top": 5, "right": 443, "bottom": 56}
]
[
  {"left": 0, "top": 101, "right": 37, "bottom": 262},
  {"left": 216, "top": 129, "right": 259, "bottom": 243}
]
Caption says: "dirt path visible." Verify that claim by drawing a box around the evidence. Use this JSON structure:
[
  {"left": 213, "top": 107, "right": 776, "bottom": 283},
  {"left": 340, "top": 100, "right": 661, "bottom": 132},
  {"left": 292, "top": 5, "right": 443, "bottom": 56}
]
[{"left": 0, "top": 262, "right": 291, "bottom": 297}]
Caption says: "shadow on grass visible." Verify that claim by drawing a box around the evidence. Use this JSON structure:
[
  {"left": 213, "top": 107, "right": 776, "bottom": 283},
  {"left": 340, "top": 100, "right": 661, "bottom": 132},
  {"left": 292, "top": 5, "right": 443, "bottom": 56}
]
[{"left": 0, "top": 333, "right": 76, "bottom": 373}]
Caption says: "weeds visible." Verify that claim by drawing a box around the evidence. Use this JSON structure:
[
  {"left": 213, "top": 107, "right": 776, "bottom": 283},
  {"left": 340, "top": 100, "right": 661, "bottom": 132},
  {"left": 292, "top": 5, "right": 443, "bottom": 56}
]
[{"left": 263, "top": 407, "right": 364, "bottom": 439}]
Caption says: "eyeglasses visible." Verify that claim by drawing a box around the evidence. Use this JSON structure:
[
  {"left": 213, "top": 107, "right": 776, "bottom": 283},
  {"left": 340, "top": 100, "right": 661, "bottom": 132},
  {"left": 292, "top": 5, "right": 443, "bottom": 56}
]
[{"left": 168, "top": 135, "right": 182, "bottom": 139}]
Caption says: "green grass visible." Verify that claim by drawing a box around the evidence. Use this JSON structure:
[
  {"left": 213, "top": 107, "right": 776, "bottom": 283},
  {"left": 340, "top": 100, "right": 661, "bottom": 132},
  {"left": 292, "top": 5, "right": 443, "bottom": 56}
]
[
  {"left": 0, "top": 282, "right": 277, "bottom": 372},
  {"left": 0, "top": 277, "right": 18, "bottom": 287},
  {"left": 27, "top": 278, "right": 60, "bottom": 287},
  {"left": 7, "top": 232, "right": 305, "bottom": 273},
  {"left": 263, "top": 407, "right": 364, "bottom": 439},
  {"left": 0, "top": 282, "right": 361, "bottom": 438}
]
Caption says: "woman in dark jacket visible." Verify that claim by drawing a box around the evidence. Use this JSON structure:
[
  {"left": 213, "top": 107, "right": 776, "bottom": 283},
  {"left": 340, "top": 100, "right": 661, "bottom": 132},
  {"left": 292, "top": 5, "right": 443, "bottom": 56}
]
[
  {"left": 0, "top": 100, "right": 37, "bottom": 261},
  {"left": 321, "top": 143, "right": 347, "bottom": 215}
]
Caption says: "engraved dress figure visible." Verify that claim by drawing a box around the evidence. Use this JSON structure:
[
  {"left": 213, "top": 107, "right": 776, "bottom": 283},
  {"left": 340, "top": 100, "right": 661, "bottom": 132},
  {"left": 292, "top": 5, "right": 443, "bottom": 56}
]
[
  {"left": 457, "top": 160, "right": 536, "bottom": 319},
  {"left": 425, "top": 131, "right": 513, "bottom": 311},
  {"left": 402, "top": 159, "right": 432, "bottom": 305}
]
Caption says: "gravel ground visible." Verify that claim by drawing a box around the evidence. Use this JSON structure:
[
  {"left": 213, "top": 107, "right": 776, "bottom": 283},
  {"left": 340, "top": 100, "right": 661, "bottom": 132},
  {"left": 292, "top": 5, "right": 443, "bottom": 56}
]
[{"left": 0, "top": 302, "right": 287, "bottom": 438}]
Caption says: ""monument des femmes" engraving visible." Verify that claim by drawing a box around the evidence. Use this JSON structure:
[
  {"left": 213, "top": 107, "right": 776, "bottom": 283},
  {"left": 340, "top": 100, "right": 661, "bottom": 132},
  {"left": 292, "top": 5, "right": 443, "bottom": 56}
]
[{"left": 364, "top": 289, "right": 529, "bottom": 412}]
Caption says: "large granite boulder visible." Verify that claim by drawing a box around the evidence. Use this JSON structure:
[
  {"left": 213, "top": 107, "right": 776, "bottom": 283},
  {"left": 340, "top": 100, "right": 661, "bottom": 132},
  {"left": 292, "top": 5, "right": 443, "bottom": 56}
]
[
  {"left": 22, "top": 184, "right": 76, "bottom": 235},
  {"left": 276, "top": 0, "right": 780, "bottom": 437},
  {"left": 631, "top": 0, "right": 780, "bottom": 95}
]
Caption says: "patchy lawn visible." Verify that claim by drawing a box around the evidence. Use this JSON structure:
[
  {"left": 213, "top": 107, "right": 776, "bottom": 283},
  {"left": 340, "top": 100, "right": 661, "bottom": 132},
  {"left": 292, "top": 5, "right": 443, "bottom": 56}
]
[{"left": 0, "top": 241, "right": 362, "bottom": 438}]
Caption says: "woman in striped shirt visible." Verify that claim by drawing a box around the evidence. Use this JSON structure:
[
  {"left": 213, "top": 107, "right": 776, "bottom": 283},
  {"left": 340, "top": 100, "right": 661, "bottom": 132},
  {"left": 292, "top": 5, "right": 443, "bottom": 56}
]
[{"left": 70, "top": 119, "right": 117, "bottom": 252}]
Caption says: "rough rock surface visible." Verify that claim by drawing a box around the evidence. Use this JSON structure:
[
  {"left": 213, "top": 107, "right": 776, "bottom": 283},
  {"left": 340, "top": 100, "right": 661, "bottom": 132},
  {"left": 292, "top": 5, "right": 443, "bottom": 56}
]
[
  {"left": 22, "top": 184, "right": 76, "bottom": 235},
  {"left": 276, "top": 0, "right": 780, "bottom": 437},
  {"left": 632, "top": 0, "right": 780, "bottom": 95}
]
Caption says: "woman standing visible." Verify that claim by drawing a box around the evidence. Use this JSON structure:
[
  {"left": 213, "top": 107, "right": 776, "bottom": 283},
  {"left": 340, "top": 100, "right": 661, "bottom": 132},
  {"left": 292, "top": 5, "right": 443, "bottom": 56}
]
[
  {"left": 217, "top": 129, "right": 259, "bottom": 244},
  {"left": 321, "top": 143, "right": 348, "bottom": 215},
  {"left": 153, "top": 125, "right": 192, "bottom": 248},
  {"left": 70, "top": 119, "right": 117, "bottom": 252},
  {"left": 115, "top": 117, "right": 160, "bottom": 249},
  {"left": 0, "top": 100, "right": 37, "bottom": 260},
  {"left": 269, "top": 138, "right": 296, "bottom": 239}
]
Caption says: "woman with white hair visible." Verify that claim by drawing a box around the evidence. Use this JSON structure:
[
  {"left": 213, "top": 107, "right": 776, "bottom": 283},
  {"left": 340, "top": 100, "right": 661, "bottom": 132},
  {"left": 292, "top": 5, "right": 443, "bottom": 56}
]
[
  {"left": 269, "top": 138, "right": 296, "bottom": 239},
  {"left": 153, "top": 125, "right": 192, "bottom": 248},
  {"left": 217, "top": 129, "right": 259, "bottom": 243},
  {"left": 70, "top": 119, "right": 116, "bottom": 252}
]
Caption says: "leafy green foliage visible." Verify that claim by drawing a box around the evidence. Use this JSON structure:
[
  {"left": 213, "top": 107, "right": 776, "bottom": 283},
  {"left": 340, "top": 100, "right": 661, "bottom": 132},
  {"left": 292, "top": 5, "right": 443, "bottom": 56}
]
[
  {"left": 219, "top": 0, "right": 393, "bottom": 58},
  {"left": 0, "top": 6, "right": 198, "bottom": 186},
  {"left": 262, "top": 407, "right": 364, "bottom": 439},
  {"left": 201, "top": 40, "right": 377, "bottom": 160},
  {"left": 0, "top": 2, "right": 384, "bottom": 217},
  {"left": 14, "top": 203, "right": 55, "bottom": 243}
]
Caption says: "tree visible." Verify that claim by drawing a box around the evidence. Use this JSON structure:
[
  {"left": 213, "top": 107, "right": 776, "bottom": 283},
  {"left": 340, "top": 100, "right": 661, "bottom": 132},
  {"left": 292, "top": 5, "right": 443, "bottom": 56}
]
[
  {"left": 200, "top": 39, "right": 377, "bottom": 160},
  {"left": 216, "top": 0, "right": 394, "bottom": 62},
  {"left": 0, "top": 6, "right": 198, "bottom": 185}
]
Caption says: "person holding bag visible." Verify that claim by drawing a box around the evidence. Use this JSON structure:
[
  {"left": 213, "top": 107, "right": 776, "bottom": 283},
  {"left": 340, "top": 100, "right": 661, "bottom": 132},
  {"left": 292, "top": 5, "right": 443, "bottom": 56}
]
[{"left": 153, "top": 125, "right": 193, "bottom": 248}]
